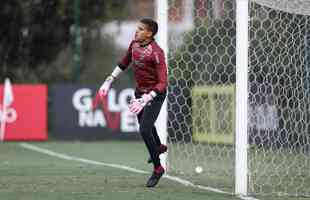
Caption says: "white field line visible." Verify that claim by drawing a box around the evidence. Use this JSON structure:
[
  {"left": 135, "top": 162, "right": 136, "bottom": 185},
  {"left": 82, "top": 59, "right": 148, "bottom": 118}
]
[{"left": 19, "top": 143, "right": 259, "bottom": 200}]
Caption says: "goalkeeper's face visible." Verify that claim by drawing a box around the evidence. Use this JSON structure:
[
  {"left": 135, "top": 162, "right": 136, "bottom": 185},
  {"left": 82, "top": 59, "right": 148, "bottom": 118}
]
[{"left": 135, "top": 23, "right": 153, "bottom": 43}]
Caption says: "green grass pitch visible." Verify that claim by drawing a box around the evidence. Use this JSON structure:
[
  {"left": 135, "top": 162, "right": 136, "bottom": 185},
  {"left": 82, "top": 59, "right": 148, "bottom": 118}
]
[{"left": 0, "top": 141, "right": 306, "bottom": 200}]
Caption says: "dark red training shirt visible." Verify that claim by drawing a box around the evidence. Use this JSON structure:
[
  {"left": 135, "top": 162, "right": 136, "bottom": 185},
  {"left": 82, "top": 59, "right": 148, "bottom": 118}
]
[{"left": 118, "top": 40, "right": 167, "bottom": 94}]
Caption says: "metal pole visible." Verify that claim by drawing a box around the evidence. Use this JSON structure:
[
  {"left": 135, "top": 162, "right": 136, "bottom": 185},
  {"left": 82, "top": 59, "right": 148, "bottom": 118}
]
[{"left": 72, "top": 0, "right": 81, "bottom": 82}]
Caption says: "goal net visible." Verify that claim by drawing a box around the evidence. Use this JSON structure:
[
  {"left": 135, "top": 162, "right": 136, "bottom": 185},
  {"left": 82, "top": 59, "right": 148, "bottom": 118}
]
[
  {"left": 166, "top": 0, "right": 310, "bottom": 196},
  {"left": 248, "top": 0, "right": 310, "bottom": 196}
]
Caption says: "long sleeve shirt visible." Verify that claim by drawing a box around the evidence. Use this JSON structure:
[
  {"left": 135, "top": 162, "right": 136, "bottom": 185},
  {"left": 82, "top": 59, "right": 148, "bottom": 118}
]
[{"left": 118, "top": 40, "right": 168, "bottom": 94}]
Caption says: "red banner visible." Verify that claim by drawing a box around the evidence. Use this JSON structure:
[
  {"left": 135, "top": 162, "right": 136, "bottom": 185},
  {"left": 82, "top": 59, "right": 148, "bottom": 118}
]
[{"left": 0, "top": 84, "right": 48, "bottom": 141}]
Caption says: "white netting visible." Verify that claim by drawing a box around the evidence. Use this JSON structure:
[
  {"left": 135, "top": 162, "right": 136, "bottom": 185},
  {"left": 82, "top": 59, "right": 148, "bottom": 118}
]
[
  {"left": 248, "top": 0, "right": 310, "bottom": 196},
  {"left": 167, "top": 0, "right": 236, "bottom": 192},
  {"left": 167, "top": 0, "right": 310, "bottom": 197}
]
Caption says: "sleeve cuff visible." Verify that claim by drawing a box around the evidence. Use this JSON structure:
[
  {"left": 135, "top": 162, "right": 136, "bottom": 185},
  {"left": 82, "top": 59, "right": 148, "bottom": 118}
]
[
  {"left": 117, "top": 63, "right": 127, "bottom": 71},
  {"left": 111, "top": 66, "right": 123, "bottom": 79}
]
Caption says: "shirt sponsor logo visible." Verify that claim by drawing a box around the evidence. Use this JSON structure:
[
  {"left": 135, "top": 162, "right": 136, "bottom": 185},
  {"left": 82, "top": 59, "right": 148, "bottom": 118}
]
[{"left": 131, "top": 43, "right": 153, "bottom": 68}]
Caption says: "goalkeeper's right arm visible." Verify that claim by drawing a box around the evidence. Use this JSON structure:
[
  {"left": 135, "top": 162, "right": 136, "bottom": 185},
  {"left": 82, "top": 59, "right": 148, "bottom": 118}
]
[{"left": 98, "top": 66, "right": 123, "bottom": 97}]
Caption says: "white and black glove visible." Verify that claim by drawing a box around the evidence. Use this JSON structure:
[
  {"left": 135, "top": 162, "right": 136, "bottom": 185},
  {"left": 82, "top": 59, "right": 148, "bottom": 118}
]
[
  {"left": 129, "top": 91, "right": 157, "bottom": 114},
  {"left": 97, "top": 66, "right": 123, "bottom": 97},
  {"left": 98, "top": 76, "right": 114, "bottom": 97},
  {"left": 93, "top": 66, "right": 123, "bottom": 110}
]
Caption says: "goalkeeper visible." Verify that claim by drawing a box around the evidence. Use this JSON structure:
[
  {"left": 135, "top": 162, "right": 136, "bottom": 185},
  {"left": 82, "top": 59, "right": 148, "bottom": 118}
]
[{"left": 97, "top": 18, "right": 167, "bottom": 187}]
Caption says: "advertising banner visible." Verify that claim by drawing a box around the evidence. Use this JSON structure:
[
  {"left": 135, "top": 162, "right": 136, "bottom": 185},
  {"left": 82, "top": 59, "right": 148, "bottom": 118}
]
[
  {"left": 50, "top": 85, "right": 140, "bottom": 140},
  {"left": 0, "top": 84, "right": 48, "bottom": 141}
]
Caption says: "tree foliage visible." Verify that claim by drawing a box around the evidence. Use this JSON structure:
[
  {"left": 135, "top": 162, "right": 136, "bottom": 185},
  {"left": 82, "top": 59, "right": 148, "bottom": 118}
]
[{"left": 0, "top": 0, "right": 125, "bottom": 83}]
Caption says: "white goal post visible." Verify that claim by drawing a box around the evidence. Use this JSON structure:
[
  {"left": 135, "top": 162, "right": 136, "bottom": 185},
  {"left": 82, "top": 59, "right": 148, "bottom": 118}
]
[
  {"left": 156, "top": 0, "right": 250, "bottom": 195},
  {"left": 235, "top": 0, "right": 248, "bottom": 195},
  {"left": 155, "top": 0, "right": 169, "bottom": 170}
]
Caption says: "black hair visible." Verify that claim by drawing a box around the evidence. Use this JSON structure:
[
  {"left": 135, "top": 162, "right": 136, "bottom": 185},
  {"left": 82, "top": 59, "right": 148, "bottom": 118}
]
[{"left": 140, "top": 18, "right": 158, "bottom": 37}]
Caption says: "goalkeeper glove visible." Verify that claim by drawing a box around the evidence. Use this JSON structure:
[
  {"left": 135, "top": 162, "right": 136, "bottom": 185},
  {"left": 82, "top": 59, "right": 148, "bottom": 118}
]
[
  {"left": 98, "top": 76, "right": 114, "bottom": 97},
  {"left": 129, "top": 92, "right": 156, "bottom": 114},
  {"left": 97, "top": 66, "right": 123, "bottom": 97},
  {"left": 93, "top": 75, "right": 114, "bottom": 110}
]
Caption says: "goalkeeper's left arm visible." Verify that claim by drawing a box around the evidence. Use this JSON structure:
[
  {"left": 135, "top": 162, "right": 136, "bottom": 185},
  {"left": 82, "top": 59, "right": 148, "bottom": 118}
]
[{"left": 98, "top": 40, "right": 134, "bottom": 97}]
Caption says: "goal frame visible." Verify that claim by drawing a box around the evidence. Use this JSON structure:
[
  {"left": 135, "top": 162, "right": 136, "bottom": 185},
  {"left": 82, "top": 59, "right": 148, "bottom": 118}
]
[
  {"left": 156, "top": 0, "right": 249, "bottom": 196},
  {"left": 235, "top": 0, "right": 248, "bottom": 196}
]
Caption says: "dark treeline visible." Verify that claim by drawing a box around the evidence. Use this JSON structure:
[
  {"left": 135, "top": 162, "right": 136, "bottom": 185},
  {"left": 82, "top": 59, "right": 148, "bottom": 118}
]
[{"left": 0, "top": 0, "right": 124, "bottom": 83}]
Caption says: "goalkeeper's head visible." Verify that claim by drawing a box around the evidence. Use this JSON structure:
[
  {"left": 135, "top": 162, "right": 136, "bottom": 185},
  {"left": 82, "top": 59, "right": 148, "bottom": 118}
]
[
  {"left": 135, "top": 18, "right": 158, "bottom": 43},
  {"left": 139, "top": 18, "right": 158, "bottom": 37}
]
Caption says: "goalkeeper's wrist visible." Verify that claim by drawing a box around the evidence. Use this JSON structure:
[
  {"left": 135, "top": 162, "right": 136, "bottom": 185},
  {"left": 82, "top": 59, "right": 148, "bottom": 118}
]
[
  {"left": 106, "top": 75, "right": 115, "bottom": 82},
  {"left": 149, "top": 91, "right": 157, "bottom": 98}
]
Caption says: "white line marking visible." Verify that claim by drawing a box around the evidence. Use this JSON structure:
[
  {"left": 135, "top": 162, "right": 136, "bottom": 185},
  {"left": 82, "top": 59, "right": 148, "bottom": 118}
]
[
  {"left": 19, "top": 143, "right": 146, "bottom": 174},
  {"left": 237, "top": 195, "right": 260, "bottom": 200},
  {"left": 19, "top": 143, "right": 259, "bottom": 200}
]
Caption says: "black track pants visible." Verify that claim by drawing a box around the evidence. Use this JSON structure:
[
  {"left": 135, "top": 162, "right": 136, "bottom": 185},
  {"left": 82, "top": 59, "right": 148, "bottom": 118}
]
[{"left": 136, "top": 91, "right": 166, "bottom": 167}]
